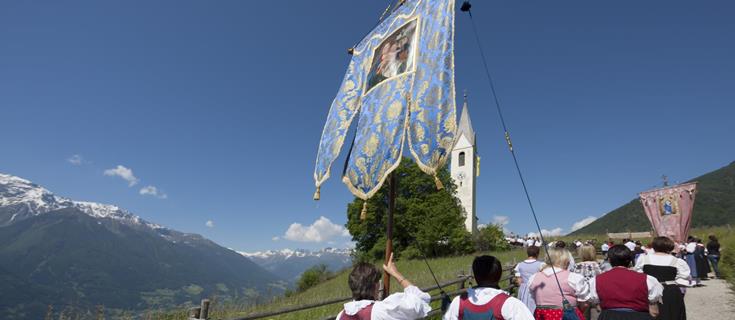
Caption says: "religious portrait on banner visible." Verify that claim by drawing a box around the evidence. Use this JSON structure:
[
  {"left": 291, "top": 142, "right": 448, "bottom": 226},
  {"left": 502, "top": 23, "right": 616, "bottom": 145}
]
[
  {"left": 365, "top": 19, "right": 418, "bottom": 93},
  {"left": 659, "top": 194, "right": 679, "bottom": 216}
]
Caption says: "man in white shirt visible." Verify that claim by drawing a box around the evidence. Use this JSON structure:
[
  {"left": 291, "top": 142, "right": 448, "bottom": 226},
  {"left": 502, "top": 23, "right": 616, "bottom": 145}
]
[
  {"left": 625, "top": 239, "right": 636, "bottom": 251},
  {"left": 336, "top": 253, "right": 431, "bottom": 320},
  {"left": 444, "top": 255, "right": 533, "bottom": 320}
]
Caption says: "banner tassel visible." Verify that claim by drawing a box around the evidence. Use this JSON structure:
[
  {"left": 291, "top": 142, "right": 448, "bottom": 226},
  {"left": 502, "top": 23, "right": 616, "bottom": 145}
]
[
  {"left": 360, "top": 202, "right": 368, "bottom": 220},
  {"left": 434, "top": 176, "right": 444, "bottom": 190},
  {"left": 313, "top": 186, "right": 321, "bottom": 201}
]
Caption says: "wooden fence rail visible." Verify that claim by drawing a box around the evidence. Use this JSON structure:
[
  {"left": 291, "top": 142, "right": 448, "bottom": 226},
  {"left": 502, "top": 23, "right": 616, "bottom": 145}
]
[{"left": 189, "top": 265, "right": 517, "bottom": 320}]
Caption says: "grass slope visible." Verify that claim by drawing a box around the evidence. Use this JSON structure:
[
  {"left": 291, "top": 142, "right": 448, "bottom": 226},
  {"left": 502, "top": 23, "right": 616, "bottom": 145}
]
[
  {"left": 158, "top": 250, "right": 527, "bottom": 320},
  {"left": 571, "top": 161, "right": 735, "bottom": 236}
]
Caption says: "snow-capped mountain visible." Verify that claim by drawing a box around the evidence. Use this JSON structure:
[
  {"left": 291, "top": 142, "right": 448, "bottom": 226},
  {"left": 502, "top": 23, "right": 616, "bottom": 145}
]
[
  {"left": 0, "top": 173, "right": 158, "bottom": 228},
  {"left": 0, "top": 173, "right": 282, "bottom": 319},
  {"left": 240, "top": 248, "right": 353, "bottom": 282}
]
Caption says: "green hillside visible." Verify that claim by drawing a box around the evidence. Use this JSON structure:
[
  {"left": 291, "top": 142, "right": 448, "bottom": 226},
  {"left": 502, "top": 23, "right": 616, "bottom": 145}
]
[
  {"left": 161, "top": 250, "right": 527, "bottom": 320},
  {"left": 571, "top": 161, "right": 735, "bottom": 236}
]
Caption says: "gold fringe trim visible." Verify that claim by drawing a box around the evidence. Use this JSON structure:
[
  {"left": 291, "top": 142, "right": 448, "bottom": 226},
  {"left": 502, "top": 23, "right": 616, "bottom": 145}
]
[
  {"left": 313, "top": 186, "right": 321, "bottom": 201},
  {"left": 360, "top": 202, "right": 368, "bottom": 220},
  {"left": 434, "top": 175, "right": 444, "bottom": 190}
]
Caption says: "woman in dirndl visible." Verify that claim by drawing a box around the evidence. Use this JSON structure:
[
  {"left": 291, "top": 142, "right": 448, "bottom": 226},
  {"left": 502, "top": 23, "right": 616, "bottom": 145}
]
[
  {"left": 515, "top": 245, "right": 544, "bottom": 314},
  {"left": 635, "top": 236, "right": 689, "bottom": 320},
  {"left": 528, "top": 247, "right": 590, "bottom": 320},
  {"left": 589, "top": 245, "right": 663, "bottom": 320}
]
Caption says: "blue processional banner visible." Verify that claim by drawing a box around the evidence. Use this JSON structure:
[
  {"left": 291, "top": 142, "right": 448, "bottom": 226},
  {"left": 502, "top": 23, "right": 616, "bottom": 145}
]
[{"left": 314, "top": 0, "right": 456, "bottom": 200}]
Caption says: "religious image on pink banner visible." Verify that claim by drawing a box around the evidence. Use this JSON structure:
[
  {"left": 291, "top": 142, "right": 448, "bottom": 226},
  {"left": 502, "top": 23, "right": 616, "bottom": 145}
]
[{"left": 639, "top": 182, "right": 697, "bottom": 244}]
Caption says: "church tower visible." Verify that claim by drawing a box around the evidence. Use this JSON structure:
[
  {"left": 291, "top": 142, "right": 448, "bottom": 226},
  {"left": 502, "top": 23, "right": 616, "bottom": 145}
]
[{"left": 451, "top": 94, "right": 478, "bottom": 234}]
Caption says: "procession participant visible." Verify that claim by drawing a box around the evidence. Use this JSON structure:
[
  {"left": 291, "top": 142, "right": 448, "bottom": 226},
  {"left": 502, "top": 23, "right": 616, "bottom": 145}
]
[
  {"left": 573, "top": 245, "right": 602, "bottom": 320},
  {"left": 706, "top": 235, "right": 722, "bottom": 278},
  {"left": 336, "top": 253, "right": 431, "bottom": 320},
  {"left": 601, "top": 242, "right": 610, "bottom": 256},
  {"left": 634, "top": 236, "right": 689, "bottom": 320},
  {"left": 514, "top": 246, "right": 544, "bottom": 314},
  {"left": 694, "top": 239, "right": 710, "bottom": 280},
  {"left": 553, "top": 241, "right": 577, "bottom": 271},
  {"left": 684, "top": 237, "right": 700, "bottom": 286},
  {"left": 624, "top": 239, "right": 636, "bottom": 252},
  {"left": 444, "top": 255, "right": 534, "bottom": 320},
  {"left": 528, "top": 247, "right": 590, "bottom": 320},
  {"left": 589, "top": 245, "right": 663, "bottom": 320}
]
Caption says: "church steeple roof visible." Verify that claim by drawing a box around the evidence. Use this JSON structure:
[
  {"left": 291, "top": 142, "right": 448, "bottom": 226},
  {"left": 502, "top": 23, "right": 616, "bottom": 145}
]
[{"left": 456, "top": 92, "right": 475, "bottom": 145}]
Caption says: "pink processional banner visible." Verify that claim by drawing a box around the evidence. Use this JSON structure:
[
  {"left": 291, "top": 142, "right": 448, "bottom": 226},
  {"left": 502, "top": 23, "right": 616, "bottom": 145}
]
[{"left": 639, "top": 182, "right": 697, "bottom": 244}]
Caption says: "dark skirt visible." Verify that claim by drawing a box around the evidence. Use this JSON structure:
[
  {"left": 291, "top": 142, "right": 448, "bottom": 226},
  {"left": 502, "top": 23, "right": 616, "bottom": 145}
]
[
  {"left": 598, "top": 309, "right": 653, "bottom": 320},
  {"left": 658, "top": 284, "right": 686, "bottom": 320},
  {"left": 694, "top": 255, "right": 710, "bottom": 279}
]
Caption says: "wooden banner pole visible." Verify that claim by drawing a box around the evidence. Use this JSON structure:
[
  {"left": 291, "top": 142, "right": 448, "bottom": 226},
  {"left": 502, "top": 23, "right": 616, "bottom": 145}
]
[{"left": 383, "top": 172, "right": 396, "bottom": 299}]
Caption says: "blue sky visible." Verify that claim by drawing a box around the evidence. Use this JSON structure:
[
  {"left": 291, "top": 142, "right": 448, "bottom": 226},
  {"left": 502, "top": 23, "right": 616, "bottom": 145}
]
[{"left": 1, "top": 1, "right": 733, "bottom": 252}]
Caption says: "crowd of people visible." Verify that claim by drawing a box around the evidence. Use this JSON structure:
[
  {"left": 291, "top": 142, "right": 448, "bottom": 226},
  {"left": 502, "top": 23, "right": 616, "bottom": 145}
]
[{"left": 336, "top": 234, "right": 722, "bottom": 320}]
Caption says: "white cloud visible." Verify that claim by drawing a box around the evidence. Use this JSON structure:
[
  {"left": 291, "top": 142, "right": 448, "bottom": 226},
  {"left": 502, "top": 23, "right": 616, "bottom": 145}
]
[
  {"left": 571, "top": 216, "right": 597, "bottom": 232},
  {"left": 272, "top": 236, "right": 280, "bottom": 241},
  {"left": 492, "top": 215, "right": 510, "bottom": 226},
  {"left": 139, "top": 185, "right": 167, "bottom": 199},
  {"left": 283, "top": 216, "right": 350, "bottom": 243},
  {"left": 104, "top": 165, "right": 139, "bottom": 186},
  {"left": 205, "top": 220, "right": 214, "bottom": 228},
  {"left": 67, "top": 154, "right": 84, "bottom": 165},
  {"left": 528, "top": 228, "right": 564, "bottom": 237}
]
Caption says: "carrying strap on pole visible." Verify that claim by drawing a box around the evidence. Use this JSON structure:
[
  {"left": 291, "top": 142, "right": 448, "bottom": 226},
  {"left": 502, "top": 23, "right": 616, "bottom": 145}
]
[{"left": 460, "top": 1, "right": 570, "bottom": 307}]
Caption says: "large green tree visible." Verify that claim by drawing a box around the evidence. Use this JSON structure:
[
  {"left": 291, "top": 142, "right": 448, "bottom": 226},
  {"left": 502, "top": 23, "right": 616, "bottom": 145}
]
[{"left": 346, "top": 158, "right": 474, "bottom": 261}]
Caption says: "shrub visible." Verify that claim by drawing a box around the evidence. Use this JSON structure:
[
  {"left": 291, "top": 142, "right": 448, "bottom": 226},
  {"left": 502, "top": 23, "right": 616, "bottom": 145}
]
[{"left": 296, "top": 264, "right": 332, "bottom": 292}]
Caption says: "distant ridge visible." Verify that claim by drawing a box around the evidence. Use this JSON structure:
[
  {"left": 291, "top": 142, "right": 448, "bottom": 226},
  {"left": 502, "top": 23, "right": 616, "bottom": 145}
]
[
  {"left": 570, "top": 161, "right": 735, "bottom": 235},
  {"left": 0, "top": 173, "right": 283, "bottom": 319}
]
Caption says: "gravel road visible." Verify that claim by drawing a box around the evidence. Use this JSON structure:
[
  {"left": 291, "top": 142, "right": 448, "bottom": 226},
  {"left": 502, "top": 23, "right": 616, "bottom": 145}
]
[{"left": 685, "top": 278, "right": 735, "bottom": 320}]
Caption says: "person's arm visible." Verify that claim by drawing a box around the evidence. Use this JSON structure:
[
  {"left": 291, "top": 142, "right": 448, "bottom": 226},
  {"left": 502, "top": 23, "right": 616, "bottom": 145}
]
[
  {"left": 375, "top": 253, "right": 432, "bottom": 319},
  {"left": 441, "top": 296, "right": 460, "bottom": 320},
  {"left": 500, "top": 296, "right": 535, "bottom": 320},
  {"left": 646, "top": 274, "right": 663, "bottom": 318},
  {"left": 568, "top": 273, "right": 591, "bottom": 302},
  {"left": 383, "top": 252, "right": 413, "bottom": 288}
]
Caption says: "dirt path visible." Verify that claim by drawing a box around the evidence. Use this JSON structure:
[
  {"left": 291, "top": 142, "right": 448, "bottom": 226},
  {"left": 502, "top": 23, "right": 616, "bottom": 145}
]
[{"left": 685, "top": 278, "right": 735, "bottom": 320}]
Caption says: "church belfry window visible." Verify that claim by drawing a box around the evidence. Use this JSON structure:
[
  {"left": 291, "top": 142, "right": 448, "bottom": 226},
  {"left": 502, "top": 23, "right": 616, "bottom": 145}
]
[{"left": 459, "top": 152, "right": 465, "bottom": 167}]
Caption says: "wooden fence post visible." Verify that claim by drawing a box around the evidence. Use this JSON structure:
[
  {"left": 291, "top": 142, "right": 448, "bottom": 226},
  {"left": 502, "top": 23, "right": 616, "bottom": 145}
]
[
  {"left": 200, "top": 299, "right": 211, "bottom": 319},
  {"left": 189, "top": 307, "right": 201, "bottom": 319}
]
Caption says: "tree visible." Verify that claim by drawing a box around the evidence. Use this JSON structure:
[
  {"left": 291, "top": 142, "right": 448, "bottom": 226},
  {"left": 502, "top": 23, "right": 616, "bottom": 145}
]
[
  {"left": 296, "top": 264, "right": 331, "bottom": 292},
  {"left": 473, "top": 224, "right": 510, "bottom": 252},
  {"left": 346, "top": 158, "right": 474, "bottom": 260}
]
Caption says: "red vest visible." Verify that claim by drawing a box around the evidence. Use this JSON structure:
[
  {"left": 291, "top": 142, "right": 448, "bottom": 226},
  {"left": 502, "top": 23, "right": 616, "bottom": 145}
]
[
  {"left": 595, "top": 268, "right": 649, "bottom": 312},
  {"left": 339, "top": 303, "right": 374, "bottom": 320},
  {"left": 458, "top": 292, "right": 509, "bottom": 320}
]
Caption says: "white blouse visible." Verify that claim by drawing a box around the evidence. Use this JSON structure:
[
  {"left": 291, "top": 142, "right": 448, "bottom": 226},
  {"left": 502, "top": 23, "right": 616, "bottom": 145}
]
[
  {"left": 526, "top": 267, "right": 591, "bottom": 302},
  {"left": 336, "top": 285, "right": 431, "bottom": 320},
  {"left": 634, "top": 253, "right": 691, "bottom": 286},
  {"left": 443, "top": 287, "right": 534, "bottom": 320},
  {"left": 587, "top": 268, "right": 663, "bottom": 304}
]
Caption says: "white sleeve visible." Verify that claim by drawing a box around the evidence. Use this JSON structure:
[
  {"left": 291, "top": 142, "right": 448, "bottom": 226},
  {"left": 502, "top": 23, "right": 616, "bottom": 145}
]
[
  {"left": 442, "top": 296, "right": 461, "bottom": 320},
  {"left": 568, "top": 273, "right": 590, "bottom": 302},
  {"left": 676, "top": 258, "right": 691, "bottom": 280},
  {"left": 500, "top": 296, "right": 535, "bottom": 320},
  {"left": 374, "top": 285, "right": 432, "bottom": 320},
  {"left": 646, "top": 275, "right": 664, "bottom": 303},
  {"left": 587, "top": 277, "right": 599, "bottom": 304},
  {"left": 514, "top": 263, "right": 521, "bottom": 277},
  {"left": 633, "top": 256, "right": 644, "bottom": 272}
]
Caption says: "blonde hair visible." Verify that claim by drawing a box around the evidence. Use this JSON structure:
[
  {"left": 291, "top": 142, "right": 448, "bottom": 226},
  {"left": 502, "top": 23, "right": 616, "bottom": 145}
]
[
  {"left": 543, "top": 247, "right": 571, "bottom": 270},
  {"left": 578, "top": 245, "right": 596, "bottom": 262}
]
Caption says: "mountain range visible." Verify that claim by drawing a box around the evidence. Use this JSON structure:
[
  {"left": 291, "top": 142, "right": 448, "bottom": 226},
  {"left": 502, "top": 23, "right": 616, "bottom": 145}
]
[
  {"left": 239, "top": 248, "right": 353, "bottom": 282},
  {"left": 570, "top": 161, "right": 735, "bottom": 235},
  {"left": 0, "top": 173, "right": 284, "bottom": 319}
]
